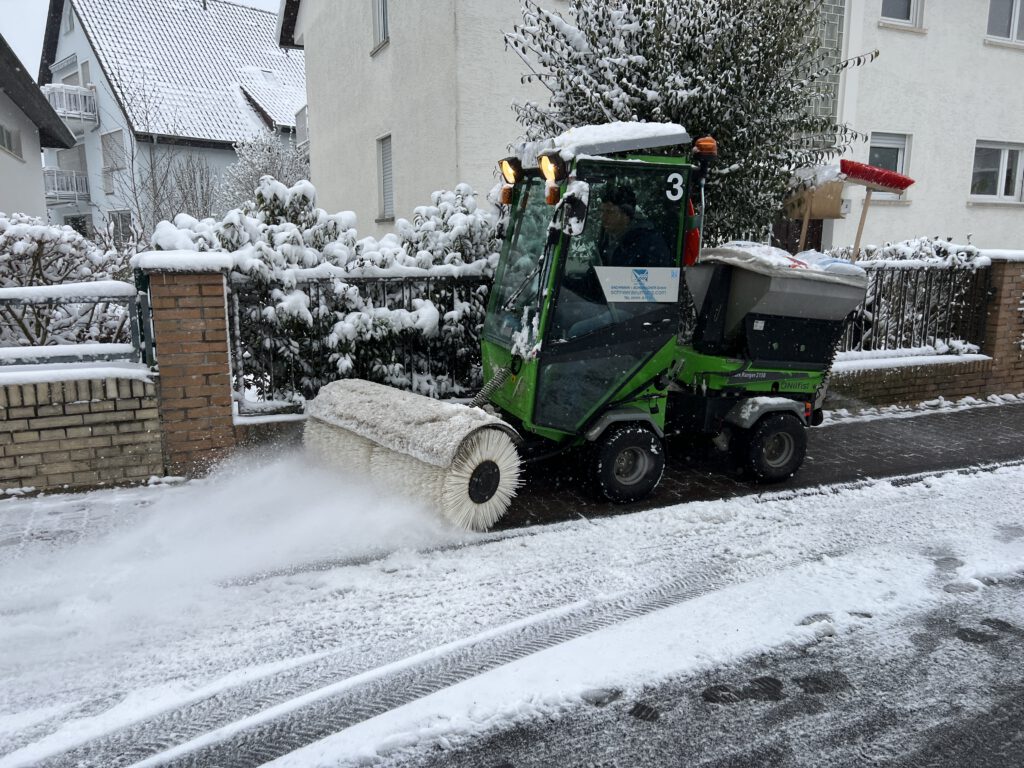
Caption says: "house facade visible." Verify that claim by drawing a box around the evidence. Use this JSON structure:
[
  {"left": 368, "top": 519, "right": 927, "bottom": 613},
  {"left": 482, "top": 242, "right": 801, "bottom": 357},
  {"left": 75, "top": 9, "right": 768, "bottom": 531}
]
[
  {"left": 284, "top": 1, "right": 1023, "bottom": 250},
  {"left": 829, "top": 0, "right": 1024, "bottom": 250},
  {"left": 278, "top": 0, "right": 565, "bottom": 238},
  {"left": 38, "top": 0, "right": 306, "bottom": 240},
  {"left": 0, "top": 34, "right": 75, "bottom": 218}
]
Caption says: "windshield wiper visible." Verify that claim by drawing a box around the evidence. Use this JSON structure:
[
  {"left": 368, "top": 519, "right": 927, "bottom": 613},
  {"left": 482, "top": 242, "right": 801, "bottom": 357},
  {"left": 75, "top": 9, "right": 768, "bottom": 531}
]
[{"left": 502, "top": 263, "right": 542, "bottom": 311}]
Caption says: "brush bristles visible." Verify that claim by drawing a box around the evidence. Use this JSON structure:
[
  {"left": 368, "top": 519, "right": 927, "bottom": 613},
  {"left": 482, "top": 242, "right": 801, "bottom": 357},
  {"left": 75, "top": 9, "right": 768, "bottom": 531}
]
[
  {"left": 304, "top": 418, "right": 374, "bottom": 474},
  {"left": 441, "top": 428, "right": 523, "bottom": 532},
  {"left": 840, "top": 159, "right": 914, "bottom": 192}
]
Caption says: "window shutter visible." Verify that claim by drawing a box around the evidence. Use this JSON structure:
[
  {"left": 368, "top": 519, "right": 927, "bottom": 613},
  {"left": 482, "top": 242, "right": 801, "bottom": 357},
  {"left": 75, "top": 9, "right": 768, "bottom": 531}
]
[{"left": 379, "top": 135, "right": 393, "bottom": 218}]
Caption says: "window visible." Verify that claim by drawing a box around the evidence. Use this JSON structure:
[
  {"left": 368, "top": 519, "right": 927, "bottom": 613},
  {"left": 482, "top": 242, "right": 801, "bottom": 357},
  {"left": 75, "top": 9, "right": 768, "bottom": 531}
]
[
  {"left": 971, "top": 143, "right": 1023, "bottom": 200},
  {"left": 80, "top": 61, "right": 91, "bottom": 86},
  {"left": 868, "top": 132, "right": 910, "bottom": 198},
  {"left": 372, "top": 0, "right": 389, "bottom": 50},
  {"left": 0, "top": 123, "right": 22, "bottom": 159},
  {"left": 101, "top": 130, "right": 125, "bottom": 193},
  {"left": 377, "top": 134, "right": 394, "bottom": 220},
  {"left": 881, "top": 0, "right": 923, "bottom": 25},
  {"left": 64, "top": 215, "right": 91, "bottom": 237},
  {"left": 108, "top": 210, "right": 133, "bottom": 245},
  {"left": 65, "top": 4, "right": 75, "bottom": 33},
  {"left": 987, "top": 0, "right": 1024, "bottom": 41}
]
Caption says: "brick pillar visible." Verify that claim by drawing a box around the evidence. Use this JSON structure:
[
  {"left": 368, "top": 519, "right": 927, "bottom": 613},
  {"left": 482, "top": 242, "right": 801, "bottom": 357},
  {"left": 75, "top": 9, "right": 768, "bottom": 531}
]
[
  {"left": 982, "top": 258, "right": 1024, "bottom": 396},
  {"left": 145, "top": 268, "right": 236, "bottom": 475}
]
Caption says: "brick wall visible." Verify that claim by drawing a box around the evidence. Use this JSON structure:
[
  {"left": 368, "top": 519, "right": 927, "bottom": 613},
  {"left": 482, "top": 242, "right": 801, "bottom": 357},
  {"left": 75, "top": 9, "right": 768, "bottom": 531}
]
[
  {"left": 147, "top": 270, "right": 236, "bottom": 475},
  {"left": 831, "top": 259, "right": 1024, "bottom": 405},
  {"left": 0, "top": 378, "right": 162, "bottom": 491}
]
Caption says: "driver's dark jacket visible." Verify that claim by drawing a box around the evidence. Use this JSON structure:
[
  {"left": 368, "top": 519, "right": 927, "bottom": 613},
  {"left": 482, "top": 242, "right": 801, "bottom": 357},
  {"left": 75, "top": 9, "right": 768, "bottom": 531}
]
[{"left": 598, "top": 221, "right": 673, "bottom": 268}]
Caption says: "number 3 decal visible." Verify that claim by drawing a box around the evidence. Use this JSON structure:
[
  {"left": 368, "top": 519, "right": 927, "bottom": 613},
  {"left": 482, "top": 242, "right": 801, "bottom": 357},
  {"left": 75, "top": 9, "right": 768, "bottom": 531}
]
[{"left": 666, "top": 172, "right": 685, "bottom": 201}]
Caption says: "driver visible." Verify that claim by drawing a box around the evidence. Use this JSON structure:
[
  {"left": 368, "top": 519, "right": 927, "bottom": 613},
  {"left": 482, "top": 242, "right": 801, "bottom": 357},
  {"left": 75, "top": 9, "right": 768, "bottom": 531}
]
[{"left": 598, "top": 185, "right": 673, "bottom": 268}]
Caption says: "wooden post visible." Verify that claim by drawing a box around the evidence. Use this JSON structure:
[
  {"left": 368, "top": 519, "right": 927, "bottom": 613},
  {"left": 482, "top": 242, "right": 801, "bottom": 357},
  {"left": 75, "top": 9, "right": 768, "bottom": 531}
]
[
  {"left": 851, "top": 187, "right": 873, "bottom": 262},
  {"left": 798, "top": 190, "right": 813, "bottom": 252}
]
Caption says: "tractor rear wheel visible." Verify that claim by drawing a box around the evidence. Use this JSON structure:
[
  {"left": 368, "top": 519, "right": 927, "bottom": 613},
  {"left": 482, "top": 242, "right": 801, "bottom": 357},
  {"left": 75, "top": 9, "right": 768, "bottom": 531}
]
[
  {"left": 593, "top": 424, "right": 665, "bottom": 503},
  {"left": 744, "top": 413, "right": 807, "bottom": 482}
]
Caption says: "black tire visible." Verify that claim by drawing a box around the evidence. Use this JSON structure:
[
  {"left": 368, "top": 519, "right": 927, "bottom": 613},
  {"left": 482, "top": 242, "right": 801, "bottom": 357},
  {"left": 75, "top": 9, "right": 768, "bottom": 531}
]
[
  {"left": 744, "top": 413, "right": 807, "bottom": 482},
  {"left": 592, "top": 424, "right": 666, "bottom": 503}
]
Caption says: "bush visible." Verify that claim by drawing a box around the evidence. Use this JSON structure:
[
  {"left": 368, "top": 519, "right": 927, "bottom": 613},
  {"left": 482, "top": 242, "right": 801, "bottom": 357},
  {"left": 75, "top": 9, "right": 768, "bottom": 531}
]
[
  {"left": 151, "top": 177, "right": 499, "bottom": 402},
  {"left": 0, "top": 213, "right": 131, "bottom": 346}
]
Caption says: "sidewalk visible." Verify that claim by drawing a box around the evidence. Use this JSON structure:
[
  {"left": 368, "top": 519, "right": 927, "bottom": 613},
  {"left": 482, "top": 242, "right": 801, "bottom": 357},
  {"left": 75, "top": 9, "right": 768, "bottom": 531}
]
[
  {"left": 2, "top": 401, "right": 1023, "bottom": 541},
  {"left": 506, "top": 401, "right": 1024, "bottom": 527}
]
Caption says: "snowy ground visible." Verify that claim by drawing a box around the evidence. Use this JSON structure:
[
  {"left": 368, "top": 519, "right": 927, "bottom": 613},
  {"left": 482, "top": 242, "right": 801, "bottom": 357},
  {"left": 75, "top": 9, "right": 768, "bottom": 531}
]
[{"left": 0, "top": 429, "right": 1022, "bottom": 766}]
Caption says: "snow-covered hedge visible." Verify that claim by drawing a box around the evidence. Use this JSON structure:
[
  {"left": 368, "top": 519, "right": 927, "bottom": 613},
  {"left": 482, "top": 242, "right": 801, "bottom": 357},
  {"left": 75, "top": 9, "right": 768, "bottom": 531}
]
[
  {"left": 0, "top": 213, "right": 131, "bottom": 347},
  {"left": 150, "top": 178, "right": 499, "bottom": 401},
  {"left": 830, "top": 237, "right": 985, "bottom": 268}
]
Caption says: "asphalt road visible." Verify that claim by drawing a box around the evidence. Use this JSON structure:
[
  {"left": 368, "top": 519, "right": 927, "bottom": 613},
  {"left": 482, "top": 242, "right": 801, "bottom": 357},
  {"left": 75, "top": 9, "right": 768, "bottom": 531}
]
[{"left": 388, "top": 569, "right": 1024, "bottom": 768}]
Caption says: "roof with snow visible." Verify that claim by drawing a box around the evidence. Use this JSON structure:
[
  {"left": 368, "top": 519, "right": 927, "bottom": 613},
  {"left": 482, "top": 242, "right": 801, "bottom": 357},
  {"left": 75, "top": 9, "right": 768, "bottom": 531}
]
[
  {"left": 0, "top": 33, "right": 75, "bottom": 149},
  {"left": 39, "top": 0, "right": 306, "bottom": 145}
]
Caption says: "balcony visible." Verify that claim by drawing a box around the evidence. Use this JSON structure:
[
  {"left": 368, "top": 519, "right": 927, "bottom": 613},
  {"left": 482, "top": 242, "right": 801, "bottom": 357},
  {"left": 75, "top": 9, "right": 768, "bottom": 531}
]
[
  {"left": 295, "top": 104, "right": 309, "bottom": 157},
  {"left": 41, "top": 84, "right": 98, "bottom": 132},
  {"left": 43, "top": 168, "right": 90, "bottom": 204}
]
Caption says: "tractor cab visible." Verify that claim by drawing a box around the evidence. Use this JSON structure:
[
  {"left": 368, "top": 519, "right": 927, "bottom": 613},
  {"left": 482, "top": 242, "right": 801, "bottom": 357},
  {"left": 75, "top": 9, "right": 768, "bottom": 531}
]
[{"left": 482, "top": 124, "right": 710, "bottom": 441}]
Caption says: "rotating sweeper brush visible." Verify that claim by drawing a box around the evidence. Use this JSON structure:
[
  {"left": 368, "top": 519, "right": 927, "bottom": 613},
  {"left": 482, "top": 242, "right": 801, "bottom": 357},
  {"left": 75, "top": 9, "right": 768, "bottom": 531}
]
[{"left": 305, "top": 380, "right": 523, "bottom": 531}]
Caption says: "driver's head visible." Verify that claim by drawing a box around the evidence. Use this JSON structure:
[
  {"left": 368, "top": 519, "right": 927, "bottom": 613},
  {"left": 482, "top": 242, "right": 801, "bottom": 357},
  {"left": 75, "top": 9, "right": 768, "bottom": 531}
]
[{"left": 601, "top": 185, "right": 636, "bottom": 235}]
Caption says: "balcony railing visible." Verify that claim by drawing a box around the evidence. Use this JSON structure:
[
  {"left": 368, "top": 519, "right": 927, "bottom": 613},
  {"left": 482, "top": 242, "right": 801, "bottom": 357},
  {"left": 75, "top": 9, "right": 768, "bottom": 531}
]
[
  {"left": 43, "top": 168, "right": 90, "bottom": 203},
  {"left": 41, "top": 84, "right": 98, "bottom": 125}
]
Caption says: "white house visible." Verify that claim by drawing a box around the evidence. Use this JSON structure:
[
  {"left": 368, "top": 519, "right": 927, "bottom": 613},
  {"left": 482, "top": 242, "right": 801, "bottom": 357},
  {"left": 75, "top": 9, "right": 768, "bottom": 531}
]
[
  {"left": 0, "top": 33, "right": 75, "bottom": 218},
  {"left": 277, "top": 0, "right": 566, "bottom": 239},
  {"left": 830, "top": 0, "right": 1024, "bottom": 250},
  {"left": 38, "top": 0, "right": 306, "bottom": 240},
  {"left": 283, "top": 0, "right": 1023, "bottom": 250}
]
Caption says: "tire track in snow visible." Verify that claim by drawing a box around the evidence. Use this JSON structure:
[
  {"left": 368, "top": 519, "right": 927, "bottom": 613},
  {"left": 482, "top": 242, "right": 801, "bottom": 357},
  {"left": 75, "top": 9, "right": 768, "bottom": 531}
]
[{"left": 36, "top": 539, "right": 828, "bottom": 768}]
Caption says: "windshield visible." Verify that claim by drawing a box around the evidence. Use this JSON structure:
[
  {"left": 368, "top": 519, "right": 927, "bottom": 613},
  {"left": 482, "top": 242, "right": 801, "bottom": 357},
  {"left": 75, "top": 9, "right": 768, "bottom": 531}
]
[
  {"left": 546, "top": 160, "right": 684, "bottom": 342},
  {"left": 483, "top": 176, "right": 551, "bottom": 346}
]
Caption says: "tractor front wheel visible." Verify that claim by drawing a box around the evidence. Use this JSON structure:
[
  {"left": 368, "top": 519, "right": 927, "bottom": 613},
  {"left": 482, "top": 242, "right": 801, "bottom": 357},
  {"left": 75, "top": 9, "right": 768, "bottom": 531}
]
[
  {"left": 593, "top": 424, "right": 665, "bottom": 503},
  {"left": 744, "top": 413, "right": 807, "bottom": 482}
]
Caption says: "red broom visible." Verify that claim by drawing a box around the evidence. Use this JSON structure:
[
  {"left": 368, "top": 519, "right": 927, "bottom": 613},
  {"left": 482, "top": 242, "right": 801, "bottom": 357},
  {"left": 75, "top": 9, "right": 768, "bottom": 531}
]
[
  {"left": 840, "top": 160, "right": 916, "bottom": 260},
  {"left": 840, "top": 159, "right": 915, "bottom": 193}
]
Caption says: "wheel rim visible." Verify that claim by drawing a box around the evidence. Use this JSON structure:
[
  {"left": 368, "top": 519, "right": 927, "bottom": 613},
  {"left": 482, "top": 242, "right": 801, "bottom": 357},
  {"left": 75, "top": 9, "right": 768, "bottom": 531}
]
[
  {"left": 614, "top": 446, "right": 650, "bottom": 485},
  {"left": 763, "top": 432, "right": 795, "bottom": 468}
]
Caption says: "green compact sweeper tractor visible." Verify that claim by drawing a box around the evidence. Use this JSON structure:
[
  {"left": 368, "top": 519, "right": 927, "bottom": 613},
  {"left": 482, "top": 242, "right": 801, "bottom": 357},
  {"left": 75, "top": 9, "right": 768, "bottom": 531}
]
[{"left": 306, "top": 123, "right": 868, "bottom": 531}]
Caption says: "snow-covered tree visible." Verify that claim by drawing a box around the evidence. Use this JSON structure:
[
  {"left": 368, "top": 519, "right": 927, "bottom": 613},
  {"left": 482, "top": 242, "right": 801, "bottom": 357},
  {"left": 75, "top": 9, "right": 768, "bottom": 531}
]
[
  {"left": 0, "top": 214, "right": 131, "bottom": 346},
  {"left": 215, "top": 131, "right": 310, "bottom": 214},
  {"left": 506, "top": 0, "right": 868, "bottom": 243}
]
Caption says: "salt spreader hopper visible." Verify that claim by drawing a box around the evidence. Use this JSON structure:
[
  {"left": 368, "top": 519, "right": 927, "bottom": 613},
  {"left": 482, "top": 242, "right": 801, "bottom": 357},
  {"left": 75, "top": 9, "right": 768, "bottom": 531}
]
[{"left": 306, "top": 122, "right": 868, "bottom": 530}]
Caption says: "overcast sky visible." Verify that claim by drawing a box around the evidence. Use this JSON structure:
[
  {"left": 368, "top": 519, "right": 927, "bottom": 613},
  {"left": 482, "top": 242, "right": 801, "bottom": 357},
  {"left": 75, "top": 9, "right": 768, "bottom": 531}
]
[{"left": 0, "top": 0, "right": 282, "bottom": 80}]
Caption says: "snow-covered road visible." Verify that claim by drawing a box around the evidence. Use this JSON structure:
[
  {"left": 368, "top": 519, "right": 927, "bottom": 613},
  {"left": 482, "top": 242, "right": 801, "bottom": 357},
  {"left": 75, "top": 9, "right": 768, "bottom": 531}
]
[{"left": 0, "top": 449, "right": 1022, "bottom": 767}]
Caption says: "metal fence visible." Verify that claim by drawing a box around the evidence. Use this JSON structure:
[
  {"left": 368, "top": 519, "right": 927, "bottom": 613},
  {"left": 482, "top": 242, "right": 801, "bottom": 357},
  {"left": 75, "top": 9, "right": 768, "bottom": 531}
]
[
  {"left": 840, "top": 263, "right": 992, "bottom": 353},
  {"left": 228, "top": 274, "right": 491, "bottom": 411},
  {"left": 0, "top": 282, "right": 151, "bottom": 365}
]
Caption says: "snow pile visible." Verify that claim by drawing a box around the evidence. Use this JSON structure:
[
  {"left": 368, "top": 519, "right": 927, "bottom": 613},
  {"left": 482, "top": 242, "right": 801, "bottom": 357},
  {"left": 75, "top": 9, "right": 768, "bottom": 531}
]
[
  {"left": 519, "top": 121, "right": 690, "bottom": 165},
  {"left": 0, "top": 213, "right": 132, "bottom": 347},
  {"left": 707, "top": 241, "right": 866, "bottom": 279},
  {"left": 789, "top": 163, "right": 843, "bottom": 192},
  {"left": 150, "top": 178, "right": 499, "bottom": 401}
]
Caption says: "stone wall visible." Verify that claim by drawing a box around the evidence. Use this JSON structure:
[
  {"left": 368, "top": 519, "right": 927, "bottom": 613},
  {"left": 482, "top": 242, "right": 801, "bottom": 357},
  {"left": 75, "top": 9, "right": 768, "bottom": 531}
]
[{"left": 0, "top": 378, "right": 162, "bottom": 491}]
